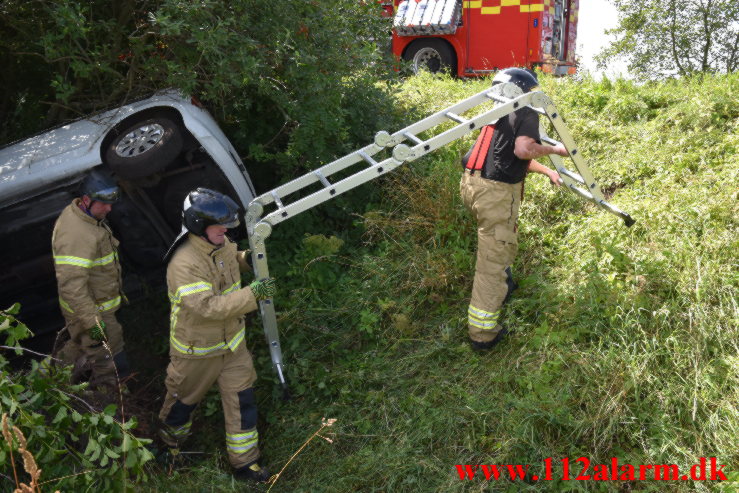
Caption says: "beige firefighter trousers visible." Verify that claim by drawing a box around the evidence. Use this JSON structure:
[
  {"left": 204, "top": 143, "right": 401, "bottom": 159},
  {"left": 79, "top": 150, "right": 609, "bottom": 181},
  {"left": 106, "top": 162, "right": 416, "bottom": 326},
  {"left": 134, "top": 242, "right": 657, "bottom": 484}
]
[
  {"left": 158, "top": 345, "right": 260, "bottom": 469},
  {"left": 460, "top": 172, "right": 522, "bottom": 343},
  {"left": 58, "top": 312, "right": 124, "bottom": 387}
]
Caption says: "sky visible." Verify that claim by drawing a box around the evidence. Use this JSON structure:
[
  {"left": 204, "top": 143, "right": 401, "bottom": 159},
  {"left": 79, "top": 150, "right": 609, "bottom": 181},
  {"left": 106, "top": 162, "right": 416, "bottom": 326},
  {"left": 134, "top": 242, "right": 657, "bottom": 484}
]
[{"left": 576, "top": 0, "right": 629, "bottom": 77}]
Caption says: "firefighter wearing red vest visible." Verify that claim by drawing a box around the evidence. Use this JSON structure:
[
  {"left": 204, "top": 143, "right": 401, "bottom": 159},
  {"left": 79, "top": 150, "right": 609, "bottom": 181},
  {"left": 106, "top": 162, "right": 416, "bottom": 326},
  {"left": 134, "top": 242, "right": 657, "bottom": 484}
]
[
  {"left": 52, "top": 169, "right": 130, "bottom": 388},
  {"left": 158, "top": 188, "right": 275, "bottom": 483},
  {"left": 460, "top": 68, "right": 568, "bottom": 350}
]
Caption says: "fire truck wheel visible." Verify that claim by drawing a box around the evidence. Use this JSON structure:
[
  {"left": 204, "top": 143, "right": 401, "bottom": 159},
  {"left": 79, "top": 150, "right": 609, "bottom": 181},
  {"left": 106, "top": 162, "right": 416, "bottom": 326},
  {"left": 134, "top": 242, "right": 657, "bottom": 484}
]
[{"left": 403, "top": 39, "right": 456, "bottom": 75}]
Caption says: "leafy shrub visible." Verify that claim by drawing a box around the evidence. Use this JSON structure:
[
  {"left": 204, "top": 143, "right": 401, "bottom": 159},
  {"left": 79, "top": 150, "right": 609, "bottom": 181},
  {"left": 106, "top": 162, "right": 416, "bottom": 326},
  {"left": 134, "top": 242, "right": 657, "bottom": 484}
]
[
  {"left": 1, "top": 0, "right": 400, "bottom": 182},
  {"left": 0, "top": 304, "right": 153, "bottom": 491}
]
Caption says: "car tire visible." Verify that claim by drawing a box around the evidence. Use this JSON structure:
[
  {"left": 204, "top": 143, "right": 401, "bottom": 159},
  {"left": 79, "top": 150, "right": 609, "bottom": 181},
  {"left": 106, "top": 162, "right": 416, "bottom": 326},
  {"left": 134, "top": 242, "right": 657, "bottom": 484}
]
[
  {"left": 104, "top": 116, "right": 183, "bottom": 179},
  {"left": 403, "top": 39, "right": 457, "bottom": 75}
]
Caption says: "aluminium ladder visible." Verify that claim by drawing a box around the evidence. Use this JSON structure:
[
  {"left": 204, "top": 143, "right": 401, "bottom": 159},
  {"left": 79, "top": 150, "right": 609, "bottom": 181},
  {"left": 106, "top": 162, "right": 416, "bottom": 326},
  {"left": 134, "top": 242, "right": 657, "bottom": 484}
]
[{"left": 245, "top": 81, "right": 635, "bottom": 394}]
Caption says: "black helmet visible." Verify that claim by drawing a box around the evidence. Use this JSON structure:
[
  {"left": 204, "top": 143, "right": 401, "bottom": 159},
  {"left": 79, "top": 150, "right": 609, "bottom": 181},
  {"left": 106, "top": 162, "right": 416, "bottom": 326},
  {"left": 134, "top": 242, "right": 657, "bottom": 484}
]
[
  {"left": 182, "top": 188, "right": 240, "bottom": 236},
  {"left": 492, "top": 67, "right": 539, "bottom": 93},
  {"left": 80, "top": 168, "right": 120, "bottom": 204}
]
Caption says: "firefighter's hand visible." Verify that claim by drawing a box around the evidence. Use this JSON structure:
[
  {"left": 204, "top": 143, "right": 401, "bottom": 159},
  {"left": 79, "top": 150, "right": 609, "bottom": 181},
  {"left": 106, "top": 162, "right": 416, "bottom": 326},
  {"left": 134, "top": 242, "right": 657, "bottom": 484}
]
[
  {"left": 554, "top": 144, "right": 569, "bottom": 157},
  {"left": 88, "top": 321, "right": 107, "bottom": 341},
  {"left": 249, "top": 278, "right": 277, "bottom": 300},
  {"left": 548, "top": 170, "right": 562, "bottom": 187}
]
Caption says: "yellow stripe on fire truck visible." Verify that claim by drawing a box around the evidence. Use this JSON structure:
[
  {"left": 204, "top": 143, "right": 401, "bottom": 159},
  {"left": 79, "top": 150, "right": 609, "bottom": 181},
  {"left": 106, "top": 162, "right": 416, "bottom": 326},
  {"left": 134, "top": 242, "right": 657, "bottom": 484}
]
[{"left": 464, "top": 1, "right": 545, "bottom": 14}]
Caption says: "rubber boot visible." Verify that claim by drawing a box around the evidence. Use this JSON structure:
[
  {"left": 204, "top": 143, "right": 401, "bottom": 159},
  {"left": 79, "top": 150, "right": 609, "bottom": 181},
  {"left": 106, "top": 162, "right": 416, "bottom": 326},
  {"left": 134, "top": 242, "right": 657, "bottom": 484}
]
[
  {"left": 470, "top": 327, "right": 508, "bottom": 351},
  {"left": 234, "top": 461, "right": 270, "bottom": 483}
]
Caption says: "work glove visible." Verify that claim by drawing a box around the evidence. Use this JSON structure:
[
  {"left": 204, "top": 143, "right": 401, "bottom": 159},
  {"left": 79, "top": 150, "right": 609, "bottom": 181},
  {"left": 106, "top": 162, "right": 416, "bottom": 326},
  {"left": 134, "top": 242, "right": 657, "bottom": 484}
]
[
  {"left": 249, "top": 278, "right": 276, "bottom": 300},
  {"left": 88, "top": 320, "right": 107, "bottom": 341}
]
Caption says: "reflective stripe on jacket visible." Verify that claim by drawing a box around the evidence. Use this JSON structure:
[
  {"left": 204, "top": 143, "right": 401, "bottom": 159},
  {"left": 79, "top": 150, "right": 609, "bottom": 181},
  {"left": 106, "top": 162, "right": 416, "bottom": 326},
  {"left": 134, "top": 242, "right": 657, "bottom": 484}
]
[
  {"left": 167, "top": 234, "right": 257, "bottom": 358},
  {"left": 51, "top": 199, "right": 123, "bottom": 331}
]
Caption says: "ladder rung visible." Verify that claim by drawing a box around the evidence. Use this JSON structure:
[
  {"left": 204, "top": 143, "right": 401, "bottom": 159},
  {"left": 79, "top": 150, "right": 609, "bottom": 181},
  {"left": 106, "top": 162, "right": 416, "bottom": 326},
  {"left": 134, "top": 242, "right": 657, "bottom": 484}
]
[
  {"left": 559, "top": 168, "right": 585, "bottom": 185},
  {"left": 488, "top": 93, "right": 507, "bottom": 104},
  {"left": 403, "top": 132, "right": 423, "bottom": 145},
  {"left": 314, "top": 170, "right": 331, "bottom": 188},
  {"left": 271, "top": 191, "right": 284, "bottom": 209},
  {"left": 541, "top": 135, "right": 561, "bottom": 146},
  {"left": 445, "top": 112, "right": 466, "bottom": 124},
  {"left": 358, "top": 150, "right": 379, "bottom": 167},
  {"left": 568, "top": 184, "right": 594, "bottom": 201}
]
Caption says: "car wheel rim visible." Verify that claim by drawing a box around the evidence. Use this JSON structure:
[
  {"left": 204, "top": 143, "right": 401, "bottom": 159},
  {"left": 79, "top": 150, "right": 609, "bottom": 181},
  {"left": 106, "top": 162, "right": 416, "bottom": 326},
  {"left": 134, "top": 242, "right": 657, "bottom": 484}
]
[
  {"left": 114, "top": 123, "right": 166, "bottom": 158},
  {"left": 413, "top": 48, "right": 442, "bottom": 73}
]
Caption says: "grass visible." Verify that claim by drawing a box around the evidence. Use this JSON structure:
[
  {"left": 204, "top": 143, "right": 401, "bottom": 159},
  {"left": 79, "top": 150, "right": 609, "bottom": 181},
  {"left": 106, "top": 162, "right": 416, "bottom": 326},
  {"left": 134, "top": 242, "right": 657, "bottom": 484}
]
[{"left": 107, "top": 71, "right": 739, "bottom": 491}]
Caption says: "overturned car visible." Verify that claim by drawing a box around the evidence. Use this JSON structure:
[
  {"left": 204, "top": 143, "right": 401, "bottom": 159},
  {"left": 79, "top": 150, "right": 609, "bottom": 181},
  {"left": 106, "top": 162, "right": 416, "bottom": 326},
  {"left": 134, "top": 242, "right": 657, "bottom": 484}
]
[{"left": 0, "top": 92, "right": 256, "bottom": 335}]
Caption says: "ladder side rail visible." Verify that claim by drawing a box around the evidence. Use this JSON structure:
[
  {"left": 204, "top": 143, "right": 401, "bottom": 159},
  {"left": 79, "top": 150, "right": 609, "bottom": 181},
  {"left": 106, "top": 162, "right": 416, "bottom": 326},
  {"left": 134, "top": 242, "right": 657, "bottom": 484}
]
[
  {"left": 545, "top": 145, "right": 636, "bottom": 226},
  {"left": 392, "top": 95, "right": 534, "bottom": 163},
  {"left": 252, "top": 141, "right": 385, "bottom": 208},
  {"left": 531, "top": 93, "right": 606, "bottom": 202},
  {"left": 383, "top": 88, "right": 514, "bottom": 147},
  {"left": 246, "top": 221, "right": 288, "bottom": 397},
  {"left": 259, "top": 154, "right": 405, "bottom": 227},
  {"left": 538, "top": 126, "right": 586, "bottom": 184}
]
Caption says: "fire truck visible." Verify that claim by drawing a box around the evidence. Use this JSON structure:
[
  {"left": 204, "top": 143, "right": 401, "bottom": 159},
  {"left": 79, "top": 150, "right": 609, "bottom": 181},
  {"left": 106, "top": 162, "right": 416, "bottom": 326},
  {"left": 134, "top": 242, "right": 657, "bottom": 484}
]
[{"left": 387, "top": 0, "right": 578, "bottom": 76}]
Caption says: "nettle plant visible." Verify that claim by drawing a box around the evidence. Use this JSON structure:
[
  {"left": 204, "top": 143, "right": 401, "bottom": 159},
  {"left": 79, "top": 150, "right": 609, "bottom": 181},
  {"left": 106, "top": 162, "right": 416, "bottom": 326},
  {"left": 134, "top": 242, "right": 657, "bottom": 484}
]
[{"left": 0, "top": 304, "right": 153, "bottom": 491}]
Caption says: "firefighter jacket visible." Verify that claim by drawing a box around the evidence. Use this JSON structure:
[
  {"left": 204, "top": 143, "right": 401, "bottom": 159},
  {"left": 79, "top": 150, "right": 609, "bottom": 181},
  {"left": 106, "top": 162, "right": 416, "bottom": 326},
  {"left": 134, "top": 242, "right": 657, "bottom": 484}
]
[
  {"left": 167, "top": 234, "right": 257, "bottom": 359},
  {"left": 51, "top": 199, "right": 123, "bottom": 333}
]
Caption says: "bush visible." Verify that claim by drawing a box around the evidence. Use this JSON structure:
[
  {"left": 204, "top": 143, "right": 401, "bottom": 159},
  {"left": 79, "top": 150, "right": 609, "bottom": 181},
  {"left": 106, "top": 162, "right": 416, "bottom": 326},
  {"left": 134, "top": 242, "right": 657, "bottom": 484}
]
[
  {"left": 0, "top": 304, "right": 153, "bottom": 491},
  {"left": 0, "top": 0, "right": 400, "bottom": 182}
]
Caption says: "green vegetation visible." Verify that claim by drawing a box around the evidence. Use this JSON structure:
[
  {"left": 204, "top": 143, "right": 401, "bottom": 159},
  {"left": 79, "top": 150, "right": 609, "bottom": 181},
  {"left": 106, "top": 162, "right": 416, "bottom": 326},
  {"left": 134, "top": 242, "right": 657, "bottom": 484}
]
[
  {"left": 0, "top": 0, "right": 396, "bottom": 175},
  {"left": 0, "top": 304, "right": 153, "bottom": 490},
  {"left": 597, "top": 0, "right": 739, "bottom": 79},
  {"left": 142, "top": 72, "right": 737, "bottom": 491},
  {"left": 1, "top": 71, "right": 737, "bottom": 491}
]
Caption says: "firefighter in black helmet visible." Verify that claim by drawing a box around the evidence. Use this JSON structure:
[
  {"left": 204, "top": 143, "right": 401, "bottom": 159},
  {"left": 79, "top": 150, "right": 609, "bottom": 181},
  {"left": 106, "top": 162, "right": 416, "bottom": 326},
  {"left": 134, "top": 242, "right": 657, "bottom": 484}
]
[
  {"left": 158, "top": 188, "right": 274, "bottom": 483},
  {"left": 51, "top": 168, "right": 130, "bottom": 389},
  {"left": 460, "top": 67, "right": 568, "bottom": 350}
]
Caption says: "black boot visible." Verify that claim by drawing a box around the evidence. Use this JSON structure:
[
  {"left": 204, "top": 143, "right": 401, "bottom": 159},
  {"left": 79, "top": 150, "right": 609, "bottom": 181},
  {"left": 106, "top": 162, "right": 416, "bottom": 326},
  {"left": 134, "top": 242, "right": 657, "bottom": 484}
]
[
  {"left": 469, "top": 327, "right": 509, "bottom": 351},
  {"left": 234, "top": 461, "right": 270, "bottom": 483}
]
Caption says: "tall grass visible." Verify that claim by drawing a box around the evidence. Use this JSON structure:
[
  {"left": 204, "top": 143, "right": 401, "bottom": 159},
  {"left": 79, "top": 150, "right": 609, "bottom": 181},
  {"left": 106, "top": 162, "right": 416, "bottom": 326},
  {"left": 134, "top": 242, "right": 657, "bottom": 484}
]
[{"left": 145, "top": 72, "right": 738, "bottom": 492}]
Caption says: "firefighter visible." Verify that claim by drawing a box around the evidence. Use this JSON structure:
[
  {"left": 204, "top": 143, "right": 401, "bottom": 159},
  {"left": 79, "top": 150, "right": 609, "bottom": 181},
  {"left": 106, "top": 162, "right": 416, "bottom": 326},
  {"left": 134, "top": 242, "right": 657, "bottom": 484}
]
[
  {"left": 158, "top": 188, "right": 275, "bottom": 483},
  {"left": 460, "top": 68, "right": 568, "bottom": 350},
  {"left": 52, "top": 168, "right": 130, "bottom": 388}
]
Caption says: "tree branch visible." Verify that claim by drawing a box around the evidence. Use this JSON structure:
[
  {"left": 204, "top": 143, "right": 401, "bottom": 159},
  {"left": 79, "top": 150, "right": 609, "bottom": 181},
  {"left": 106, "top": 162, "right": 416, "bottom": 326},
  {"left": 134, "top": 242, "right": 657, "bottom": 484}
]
[{"left": 0, "top": 346, "right": 61, "bottom": 362}]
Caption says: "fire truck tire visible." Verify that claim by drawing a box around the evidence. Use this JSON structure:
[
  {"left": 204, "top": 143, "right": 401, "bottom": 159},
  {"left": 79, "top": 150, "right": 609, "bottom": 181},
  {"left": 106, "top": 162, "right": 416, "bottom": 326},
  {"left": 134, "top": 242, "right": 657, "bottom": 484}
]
[{"left": 403, "top": 39, "right": 457, "bottom": 75}]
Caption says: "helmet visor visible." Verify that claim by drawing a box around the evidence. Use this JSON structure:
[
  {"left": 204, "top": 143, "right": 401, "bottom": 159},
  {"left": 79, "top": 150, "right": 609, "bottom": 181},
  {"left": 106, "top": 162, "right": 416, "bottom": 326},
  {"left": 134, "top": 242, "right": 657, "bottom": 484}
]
[
  {"left": 90, "top": 186, "right": 120, "bottom": 204},
  {"left": 219, "top": 216, "right": 240, "bottom": 229}
]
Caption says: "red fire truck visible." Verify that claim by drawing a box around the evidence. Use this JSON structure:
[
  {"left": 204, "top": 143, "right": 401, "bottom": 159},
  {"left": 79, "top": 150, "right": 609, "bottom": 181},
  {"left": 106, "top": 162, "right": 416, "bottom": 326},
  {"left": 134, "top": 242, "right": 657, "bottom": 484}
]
[{"left": 387, "top": 0, "right": 578, "bottom": 76}]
